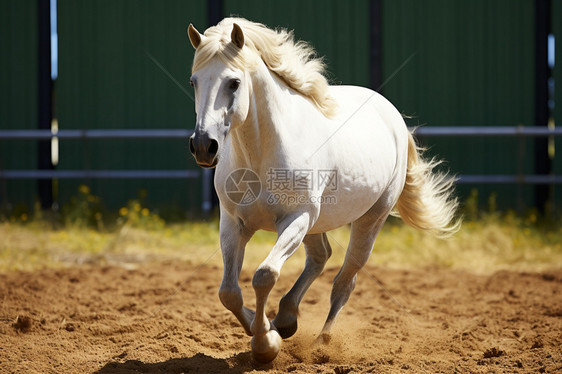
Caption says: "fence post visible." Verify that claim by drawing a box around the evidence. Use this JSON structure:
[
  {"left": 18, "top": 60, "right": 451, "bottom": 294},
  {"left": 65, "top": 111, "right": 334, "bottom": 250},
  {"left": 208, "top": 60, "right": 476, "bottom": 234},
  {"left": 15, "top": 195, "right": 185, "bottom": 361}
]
[
  {"left": 370, "top": 0, "right": 382, "bottom": 91},
  {"left": 202, "top": 0, "right": 223, "bottom": 215},
  {"left": 37, "top": 0, "right": 54, "bottom": 210},
  {"left": 207, "top": 0, "right": 222, "bottom": 27},
  {"left": 534, "top": 0, "right": 552, "bottom": 214},
  {"left": 201, "top": 168, "right": 213, "bottom": 216}
]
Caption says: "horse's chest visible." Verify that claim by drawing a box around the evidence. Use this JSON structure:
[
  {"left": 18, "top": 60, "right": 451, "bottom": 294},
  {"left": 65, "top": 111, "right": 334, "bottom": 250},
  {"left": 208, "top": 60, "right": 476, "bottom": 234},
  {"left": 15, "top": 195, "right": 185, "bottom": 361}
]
[{"left": 220, "top": 198, "right": 278, "bottom": 231}]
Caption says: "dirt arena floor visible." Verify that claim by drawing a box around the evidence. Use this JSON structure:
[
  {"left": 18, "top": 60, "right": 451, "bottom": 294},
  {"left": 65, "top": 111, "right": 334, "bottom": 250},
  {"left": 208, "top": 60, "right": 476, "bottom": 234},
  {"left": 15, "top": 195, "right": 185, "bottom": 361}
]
[{"left": 1, "top": 262, "right": 561, "bottom": 373}]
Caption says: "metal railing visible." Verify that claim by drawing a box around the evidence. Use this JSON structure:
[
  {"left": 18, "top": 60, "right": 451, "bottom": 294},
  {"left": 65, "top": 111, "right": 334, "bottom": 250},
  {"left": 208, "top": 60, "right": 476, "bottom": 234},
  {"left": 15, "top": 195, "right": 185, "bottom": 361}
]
[
  {"left": 0, "top": 128, "right": 214, "bottom": 213},
  {"left": 0, "top": 129, "right": 196, "bottom": 179},
  {"left": 0, "top": 126, "right": 560, "bottom": 185},
  {"left": 413, "top": 126, "right": 562, "bottom": 137},
  {"left": 411, "top": 126, "right": 561, "bottom": 185},
  {"left": 0, "top": 129, "right": 193, "bottom": 140}
]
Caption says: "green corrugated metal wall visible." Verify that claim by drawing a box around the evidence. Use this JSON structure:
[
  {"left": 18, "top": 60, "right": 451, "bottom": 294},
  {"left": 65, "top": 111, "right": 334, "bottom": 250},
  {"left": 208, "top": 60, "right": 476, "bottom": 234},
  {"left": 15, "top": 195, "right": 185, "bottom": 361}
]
[
  {"left": 2, "top": 0, "right": 559, "bottom": 216},
  {"left": 57, "top": 0, "right": 206, "bottom": 215},
  {"left": 0, "top": 0, "right": 38, "bottom": 214},
  {"left": 382, "top": 0, "right": 537, "bottom": 211}
]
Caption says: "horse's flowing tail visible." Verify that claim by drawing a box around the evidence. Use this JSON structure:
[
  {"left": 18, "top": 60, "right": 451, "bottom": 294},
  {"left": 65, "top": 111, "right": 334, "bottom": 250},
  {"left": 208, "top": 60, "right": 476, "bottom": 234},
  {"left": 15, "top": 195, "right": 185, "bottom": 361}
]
[{"left": 391, "top": 131, "right": 462, "bottom": 238}]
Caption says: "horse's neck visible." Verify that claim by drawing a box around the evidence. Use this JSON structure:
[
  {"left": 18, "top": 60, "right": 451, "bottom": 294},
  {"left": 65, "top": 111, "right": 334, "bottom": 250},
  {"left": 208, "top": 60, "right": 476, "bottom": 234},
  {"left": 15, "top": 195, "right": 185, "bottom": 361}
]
[{"left": 229, "top": 65, "right": 294, "bottom": 169}]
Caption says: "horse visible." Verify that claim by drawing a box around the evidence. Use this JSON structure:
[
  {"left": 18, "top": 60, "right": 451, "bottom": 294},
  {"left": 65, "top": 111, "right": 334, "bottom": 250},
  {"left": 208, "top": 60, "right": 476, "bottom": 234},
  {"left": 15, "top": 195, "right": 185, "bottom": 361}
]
[{"left": 186, "top": 17, "right": 460, "bottom": 363}]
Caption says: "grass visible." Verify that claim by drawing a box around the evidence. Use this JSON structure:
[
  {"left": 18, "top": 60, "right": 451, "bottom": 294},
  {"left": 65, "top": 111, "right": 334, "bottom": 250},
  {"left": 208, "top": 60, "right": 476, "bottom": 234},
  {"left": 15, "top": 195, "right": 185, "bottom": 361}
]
[{"left": 1, "top": 213, "right": 561, "bottom": 274}]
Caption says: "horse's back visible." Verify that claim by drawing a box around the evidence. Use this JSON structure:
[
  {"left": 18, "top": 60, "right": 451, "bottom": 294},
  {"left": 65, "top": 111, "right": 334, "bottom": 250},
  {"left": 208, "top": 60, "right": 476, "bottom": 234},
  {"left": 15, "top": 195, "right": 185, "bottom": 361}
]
[
  {"left": 329, "top": 85, "right": 407, "bottom": 138},
  {"left": 327, "top": 85, "right": 409, "bottom": 180}
]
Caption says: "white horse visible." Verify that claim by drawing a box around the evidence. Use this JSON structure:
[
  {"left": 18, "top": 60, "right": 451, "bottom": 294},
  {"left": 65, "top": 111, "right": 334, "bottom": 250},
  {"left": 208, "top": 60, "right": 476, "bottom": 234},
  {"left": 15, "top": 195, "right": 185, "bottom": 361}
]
[{"left": 187, "top": 18, "right": 460, "bottom": 363}]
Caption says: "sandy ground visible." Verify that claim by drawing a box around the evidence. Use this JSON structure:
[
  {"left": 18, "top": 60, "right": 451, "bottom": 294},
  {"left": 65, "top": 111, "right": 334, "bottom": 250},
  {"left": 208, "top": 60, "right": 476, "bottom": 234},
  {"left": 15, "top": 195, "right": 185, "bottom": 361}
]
[{"left": 1, "top": 262, "right": 561, "bottom": 373}]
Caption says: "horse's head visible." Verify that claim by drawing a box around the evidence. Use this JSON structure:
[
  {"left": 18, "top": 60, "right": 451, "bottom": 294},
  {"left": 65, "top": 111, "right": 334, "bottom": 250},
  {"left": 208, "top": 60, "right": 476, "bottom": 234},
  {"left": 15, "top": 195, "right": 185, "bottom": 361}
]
[{"left": 187, "top": 22, "right": 252, "bottom": 168}]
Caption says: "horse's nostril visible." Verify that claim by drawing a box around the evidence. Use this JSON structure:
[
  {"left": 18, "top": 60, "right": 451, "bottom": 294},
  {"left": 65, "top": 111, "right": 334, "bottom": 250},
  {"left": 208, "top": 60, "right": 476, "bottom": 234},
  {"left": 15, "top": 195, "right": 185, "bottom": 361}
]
[
  {"left": 189, "top": 137, "right": 196, "bottom": 155},
  {"left": 208, "top": 139, "right": 218, "bottom": 156}
]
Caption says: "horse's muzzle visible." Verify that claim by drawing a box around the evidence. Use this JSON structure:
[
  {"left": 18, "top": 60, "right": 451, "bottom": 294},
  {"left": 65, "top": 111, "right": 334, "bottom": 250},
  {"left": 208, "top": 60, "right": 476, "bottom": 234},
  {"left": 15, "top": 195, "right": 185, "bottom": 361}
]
[{"left": 189, "top": 133, "right": 219, "bottom": 168}]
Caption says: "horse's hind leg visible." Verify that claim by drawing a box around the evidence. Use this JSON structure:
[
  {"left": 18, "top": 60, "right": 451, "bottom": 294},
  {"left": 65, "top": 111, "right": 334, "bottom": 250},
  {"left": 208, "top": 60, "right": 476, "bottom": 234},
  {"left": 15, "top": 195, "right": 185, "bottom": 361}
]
[
  {"left": 319, "top": 210, "right": 389, "bottom": 339},
  {"left": 272, "top": 233, "right": 332, "bottom": 339}
]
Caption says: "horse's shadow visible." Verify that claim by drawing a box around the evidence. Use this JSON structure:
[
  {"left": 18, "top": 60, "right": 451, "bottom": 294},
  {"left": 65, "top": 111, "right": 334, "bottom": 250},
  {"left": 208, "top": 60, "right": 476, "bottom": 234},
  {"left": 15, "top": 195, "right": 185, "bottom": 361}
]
[{"left": 95, "top": 352, "right": 263, "bottom": 374}]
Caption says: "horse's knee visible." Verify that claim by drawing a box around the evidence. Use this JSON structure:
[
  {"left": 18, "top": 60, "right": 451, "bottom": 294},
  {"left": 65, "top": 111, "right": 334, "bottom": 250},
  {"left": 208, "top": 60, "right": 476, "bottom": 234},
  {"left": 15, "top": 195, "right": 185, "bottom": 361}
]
[
  {"left": 219, "top": 285, "right": 243, "bottom": 312},
  {"left": 252, "top": 265, "right": 279, "bottom": 292}
]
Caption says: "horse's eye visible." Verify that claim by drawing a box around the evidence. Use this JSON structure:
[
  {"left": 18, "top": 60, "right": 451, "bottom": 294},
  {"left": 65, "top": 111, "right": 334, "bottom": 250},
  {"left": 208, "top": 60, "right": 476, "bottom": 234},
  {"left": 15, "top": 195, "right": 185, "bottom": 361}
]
[{"left": 229, "top": 79, "right": 241, "bottom": 91}]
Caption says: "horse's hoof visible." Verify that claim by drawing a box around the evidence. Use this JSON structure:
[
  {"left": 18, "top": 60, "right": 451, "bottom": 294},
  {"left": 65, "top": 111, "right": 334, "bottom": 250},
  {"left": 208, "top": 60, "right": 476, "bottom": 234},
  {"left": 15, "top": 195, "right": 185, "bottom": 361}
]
[
  {"left": 275, "top": 320, "right": 298, "bottom": 339},
  {"left": 251, "top": 329, "right": 282, "bottom": 363}
]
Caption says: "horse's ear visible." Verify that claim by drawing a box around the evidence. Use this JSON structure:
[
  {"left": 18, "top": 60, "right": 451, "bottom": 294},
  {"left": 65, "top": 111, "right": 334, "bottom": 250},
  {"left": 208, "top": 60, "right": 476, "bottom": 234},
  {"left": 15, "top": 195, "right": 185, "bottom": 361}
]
[
  {"left": 231, "top": 23, "right": 244, "bottom": 49},
  {"left": 188, "top": 24, "right": 202, "bottom": 49}
]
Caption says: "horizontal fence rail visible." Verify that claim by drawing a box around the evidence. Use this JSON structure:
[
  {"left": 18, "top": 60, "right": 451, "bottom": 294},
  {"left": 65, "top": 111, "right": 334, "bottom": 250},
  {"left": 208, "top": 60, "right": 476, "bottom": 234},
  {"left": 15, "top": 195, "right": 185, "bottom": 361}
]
[
  {"left": 0, "top": 127, "right": 560, "bottom": 184},
  {"left": 0, "top": 129, "right": 193, "bottom": 140},
  {"left": 0, "top": 170, "right": 200, "bottom": 179},
  {"left": 458, "top": 175, "right": 562, "bottom": 184},
  {"left": 412, "top": 126, "right": 562, "bottom": 137}
]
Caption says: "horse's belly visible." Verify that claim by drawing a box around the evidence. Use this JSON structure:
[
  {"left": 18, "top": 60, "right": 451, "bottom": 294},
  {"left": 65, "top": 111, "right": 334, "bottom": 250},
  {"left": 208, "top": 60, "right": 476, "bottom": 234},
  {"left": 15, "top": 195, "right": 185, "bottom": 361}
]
[
  {"left": 311, "top": 200, "right": 377, "bottom": 233},
  {"left": 309, "top": 179, "right": 384, "bottom": 233}
]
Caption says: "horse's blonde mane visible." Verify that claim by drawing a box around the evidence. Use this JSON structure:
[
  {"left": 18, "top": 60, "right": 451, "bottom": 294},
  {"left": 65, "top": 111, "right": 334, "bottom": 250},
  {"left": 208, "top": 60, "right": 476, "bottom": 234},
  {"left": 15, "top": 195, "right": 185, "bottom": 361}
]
[{"left": 192, "top": 17, "right": 337, "bottom": 118}]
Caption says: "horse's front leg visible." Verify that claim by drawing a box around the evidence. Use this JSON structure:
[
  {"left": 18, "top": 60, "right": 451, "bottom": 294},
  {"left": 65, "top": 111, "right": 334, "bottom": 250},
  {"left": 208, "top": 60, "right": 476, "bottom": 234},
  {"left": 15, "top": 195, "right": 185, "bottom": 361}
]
[
  {"left": 250, "top": 213, "right": 310, "bottom": 362},
  {"left": 218, "top": 212, "right": 255, "bottom": 336}
]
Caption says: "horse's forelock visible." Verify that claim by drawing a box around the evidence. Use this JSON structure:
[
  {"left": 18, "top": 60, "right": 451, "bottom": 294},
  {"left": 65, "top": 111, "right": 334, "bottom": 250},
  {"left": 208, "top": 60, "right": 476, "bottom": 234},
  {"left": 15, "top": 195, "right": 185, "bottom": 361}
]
[{"left": 191, "top": 24, "right": 258, "bottom": 73}]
